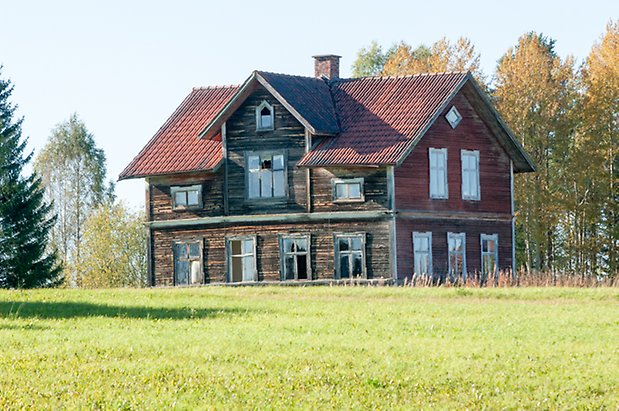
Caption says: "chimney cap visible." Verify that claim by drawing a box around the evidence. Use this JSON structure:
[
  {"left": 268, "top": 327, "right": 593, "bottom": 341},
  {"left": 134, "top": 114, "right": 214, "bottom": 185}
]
[{"left": 312, "top": 54, "right": 342, "bottom": 59}]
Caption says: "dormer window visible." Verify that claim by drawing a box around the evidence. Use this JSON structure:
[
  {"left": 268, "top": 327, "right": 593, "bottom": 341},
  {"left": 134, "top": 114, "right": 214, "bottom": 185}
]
[
  {"left": 256, "top": 100, "right": 274, "bottom": 131},
  {"left": 445, "top": 106, "right": 462, "bottom": 129}
]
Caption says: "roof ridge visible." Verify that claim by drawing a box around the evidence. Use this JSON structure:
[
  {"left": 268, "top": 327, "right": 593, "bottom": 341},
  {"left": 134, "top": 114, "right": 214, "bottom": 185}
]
[
  {"left": 333, "top": 71, "right": 469, "bottom": 83},
  {"left": 192, "top": 84, "right": 240, "bottom": 90},
  {"left": 256, "top": 70, "right": 326, "bottom": 82}
]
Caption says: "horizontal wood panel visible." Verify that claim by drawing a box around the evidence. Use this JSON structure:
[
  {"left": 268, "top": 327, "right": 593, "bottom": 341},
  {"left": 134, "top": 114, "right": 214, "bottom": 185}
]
[
  {"left": 226, "top": 86, "right": 307, "bottom": 215},
  {"left": 311, "top": 167, "right": 389, "bottom": 212},
  {"left": 152, "top": 220, "right": 391, "bottom": 285},
  {"left": 149, "top": 172, "right": 224, "bottom": 221}
]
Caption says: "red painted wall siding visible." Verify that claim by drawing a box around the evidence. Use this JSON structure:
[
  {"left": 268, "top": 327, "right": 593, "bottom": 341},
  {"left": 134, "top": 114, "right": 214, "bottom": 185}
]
[
  {"left": 394, "top": 91, "right": 512, "bottom": 214},
  {"left": 396, "top": 218, "right": 513, "bottom": 279}
]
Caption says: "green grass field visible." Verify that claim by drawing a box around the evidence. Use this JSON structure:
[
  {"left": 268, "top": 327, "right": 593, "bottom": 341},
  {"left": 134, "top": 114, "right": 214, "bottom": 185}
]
[{"left": 0, "top": 287, "right": 617, "bottom": 409}]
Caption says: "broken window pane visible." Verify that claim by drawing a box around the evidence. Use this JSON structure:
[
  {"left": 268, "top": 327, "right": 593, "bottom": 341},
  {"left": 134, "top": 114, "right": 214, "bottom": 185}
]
[{"left": 175, "top": 191, "right": 186, "bottom": 206}]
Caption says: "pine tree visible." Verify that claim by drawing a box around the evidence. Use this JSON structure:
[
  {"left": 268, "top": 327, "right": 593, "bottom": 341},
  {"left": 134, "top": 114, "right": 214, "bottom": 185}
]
[{"left": 0, "top": 67, "right": 62, "bottom": 288}]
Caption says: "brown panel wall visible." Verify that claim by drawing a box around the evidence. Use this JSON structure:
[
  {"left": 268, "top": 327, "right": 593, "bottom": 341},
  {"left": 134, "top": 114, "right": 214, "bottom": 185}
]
[
  {"left": 226, "top": 86, "right": 308, "bottom": 215},
  {"left": 394, "top": 91, "right": 512, "bottom": 214},
  {"left": 152, "top": 220, "right": 391, "bottom": 285},
  {"left": 395, "top": 217, "right": 513, "bottom": 279},
  {"left": 310, "top": 167, "right": 389, "bottom": 212},
  {"left": 149, "top": 171, "right": 225, "bottom": 221}
]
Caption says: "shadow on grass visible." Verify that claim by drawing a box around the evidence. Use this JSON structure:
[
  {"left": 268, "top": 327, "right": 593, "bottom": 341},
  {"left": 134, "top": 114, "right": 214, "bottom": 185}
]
[{"left": 0, "top": 301, "right": 244, "bottom": 320}]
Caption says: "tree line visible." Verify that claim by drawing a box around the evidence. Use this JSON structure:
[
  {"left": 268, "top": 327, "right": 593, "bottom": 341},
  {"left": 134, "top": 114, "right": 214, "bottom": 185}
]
[
  {"left": 0, "top": 70, "right": 147, "bottom": 288},
  {"left": 352, "top": 21, "right": 618, "bottom": 276}
]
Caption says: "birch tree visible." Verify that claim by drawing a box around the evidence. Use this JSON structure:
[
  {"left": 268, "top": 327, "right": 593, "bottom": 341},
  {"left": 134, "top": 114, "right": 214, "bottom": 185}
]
[
  {"left": 34, "top": 114, "right": 112, "bottom": 285},
  {"left": 493, "top": 33, "right": 577, "bottom": 273}
]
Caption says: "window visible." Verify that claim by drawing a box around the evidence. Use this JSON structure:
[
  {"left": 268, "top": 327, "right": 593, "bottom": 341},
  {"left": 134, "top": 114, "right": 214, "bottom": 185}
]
[
  {"left": 173, "top": 241, "right": 202, "bottom": 285},
  {"left": 461, "top": 150, "right": 480, "bottom": 200},
  {"left": 447, "top": 232, "right": 466, "bottom": 281},
  {"left": 445, "top": 105, "right": 462, "bottom": 128},
  {"left": 246, "top": 152, "right": 286, "bottom": 199},
  {"left": 429, "top": 148, "right": 448, "bottom": 199},
  {"left": 256, "top": 100, "right": 274, "bottom": 131},
  {"left": 412, "top": 232, "right": 432, "bottom": 277},
  {"left": 333, "top": 178, "right": 364, "bottom": 202},
  {"left": 481, "top": 234, "right": 498, "bottom": 282},
  {"left": 334, "top": 233, "right": 366, "bottom": 279},
  {"left": 171, "top": 185, "right": 202, "bottom": 210},
  {"left": 227, "top": 237, "right": 256, "bottom": 282},
  {"left": 280, "top": 235, "right": 311, "bottom": 280}
]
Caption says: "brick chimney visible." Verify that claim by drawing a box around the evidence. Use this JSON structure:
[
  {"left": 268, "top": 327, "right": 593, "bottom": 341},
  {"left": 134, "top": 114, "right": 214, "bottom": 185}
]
[{"left": 313, "top": 54, "right": 341, "bottom": 80}]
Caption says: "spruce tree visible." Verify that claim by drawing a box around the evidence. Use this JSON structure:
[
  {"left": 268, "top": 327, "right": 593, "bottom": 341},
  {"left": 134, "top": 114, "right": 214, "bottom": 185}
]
[{"left": 0, "top": 67, "right": 62, "bottom": 288}]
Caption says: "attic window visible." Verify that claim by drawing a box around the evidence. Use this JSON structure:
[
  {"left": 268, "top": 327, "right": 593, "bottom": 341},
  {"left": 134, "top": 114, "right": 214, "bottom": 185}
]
[
  {"left": 445, "top": 106, "right": 462, "bottom": 129},
  {"left": 256, "top": 100, "right": 274, "bottom": 131}
]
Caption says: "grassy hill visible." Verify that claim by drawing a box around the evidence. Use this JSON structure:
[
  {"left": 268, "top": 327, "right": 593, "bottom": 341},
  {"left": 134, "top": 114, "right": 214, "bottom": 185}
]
[{"left": 1, "top": 287, "right": 617, "bottom": 409}]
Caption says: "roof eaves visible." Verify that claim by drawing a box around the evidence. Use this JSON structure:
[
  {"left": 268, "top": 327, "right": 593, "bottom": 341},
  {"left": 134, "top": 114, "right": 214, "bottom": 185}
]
[
  {"left": 465, "top": 75, "right": 536, "bottom": 173},
  {"left": 198, "top": 72, "right": 258, "bottom": 140}
]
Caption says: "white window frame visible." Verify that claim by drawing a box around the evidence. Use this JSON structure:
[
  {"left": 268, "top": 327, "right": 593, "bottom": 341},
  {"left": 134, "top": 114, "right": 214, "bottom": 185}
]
[
  {"left": 171, "top": 185, "right": 202, "bottom": 210},
  {"left": 429, "top": 148, "right": 448, "bottom": 199},
  {"left": 334, "top": 233, "right": 367, "bottom": 279},
  {"left": 447, "top": 232, "right": 467, "bottom": 281},
  {"left": 412, "top": 232, "right": 433, "bottom": 277},
  {"left": 480, "top": 233, "right": 499, "bottom": 280},
  {"left": 256, "top": 100, "right": 274, "bottom": 131},
  {"left": 245, "top": 151, "right": 287, "bottom": 200},
  {"left": 173, "top": 240, "right": 203, "bottom": 286},
  {"left": 332, "top": 178, "right": 364, "bottom": 203},
  {"left": 461, "top": 150, "right": 480, "bottom": 201},
  {"left": 279, "top": 234, "right": 311, "bottom": 281},
  {"left": 445, "top": 105, "right": 462, "bottom": 129},
  {"left": 226, "top": 236, "right": 257, "bottom": 283}
]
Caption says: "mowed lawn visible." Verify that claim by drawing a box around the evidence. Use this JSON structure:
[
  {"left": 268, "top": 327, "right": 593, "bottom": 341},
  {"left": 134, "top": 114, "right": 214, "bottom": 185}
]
[{"left": 0, "top": 287, "right": 617, "bottom": 409}]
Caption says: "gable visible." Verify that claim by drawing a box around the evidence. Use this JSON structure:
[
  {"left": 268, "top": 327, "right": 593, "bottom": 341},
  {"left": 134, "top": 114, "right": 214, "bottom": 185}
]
[{"left": 200, "top": 71, "right": 339, "bottom": 141}]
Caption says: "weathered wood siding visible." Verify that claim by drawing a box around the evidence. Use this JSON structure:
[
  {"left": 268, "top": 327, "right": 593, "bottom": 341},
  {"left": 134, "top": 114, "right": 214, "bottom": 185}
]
[
  {"left": 151, "top": 220, "right": 391, "bottom": 285},
  {"left": 394, "top": 91, "right": 512, "bottom": 214},
  {"left": 310, "top": 167, "right": 389, "bottom": 212},
  {"left": 149, "top": 171, "right": 225, "bottom": 221},
  {"left": 226, "top": 85, "right": 308, "bottom": 215},
  {"left": 395, "top": 217, "right": 513, "bottom": 279}
]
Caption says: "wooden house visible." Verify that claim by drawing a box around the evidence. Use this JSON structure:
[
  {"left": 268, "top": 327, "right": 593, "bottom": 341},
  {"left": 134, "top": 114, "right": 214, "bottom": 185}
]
[{"left": 119, "top": 55, "right": 535, "bottom": 286}]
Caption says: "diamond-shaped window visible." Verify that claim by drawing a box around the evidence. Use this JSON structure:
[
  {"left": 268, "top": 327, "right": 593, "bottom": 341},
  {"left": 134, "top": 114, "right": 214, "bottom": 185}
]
[{"left": 445, "top": 106, "right": 462, "bottom": 129}]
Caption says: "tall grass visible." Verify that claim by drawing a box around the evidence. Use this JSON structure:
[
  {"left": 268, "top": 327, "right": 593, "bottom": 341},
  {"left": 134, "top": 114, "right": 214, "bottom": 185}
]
[{"left": 401, "top": 269, "right": 618, "bottom": 287}]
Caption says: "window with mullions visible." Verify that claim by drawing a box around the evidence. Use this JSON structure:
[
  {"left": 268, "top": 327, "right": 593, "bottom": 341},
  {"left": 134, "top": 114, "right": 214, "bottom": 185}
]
[
  {"left": 481, "top": 234, "right": 498, "bottom": 282},
  {"left": 256, "top": 100, "right": 274, "bottom": 131},
  {"left": 413, "top": 232, "right": 432, "bottom": 277},
  {"left": 334, "top": 234, "right": 366, "bottom": 279},
  {"left": 429, "top": 148, "right": 448, "bottom": 199},
  {"left": 171, "top": 185, "right": 202, "bottom": 210},
  {"left": 227, "top": 237, "right": 256, "bottom": 282},
  {"left": 173, "top": 241, "right": 202, "bottom": 285},
  {"left": 448, "top": 232, "right": 466, "bottom": 281},
  {"left": 461, "top": 150, "right": 480, "bottom": 200},
  {"left": 333, "top": 178, "right": 364, "bottom": 202},
  {"left": 247, "top": 152, "right": 286, "bottom": 199},
  {"left": 280, "top": 235, "right": 311, "bottom": 280}
]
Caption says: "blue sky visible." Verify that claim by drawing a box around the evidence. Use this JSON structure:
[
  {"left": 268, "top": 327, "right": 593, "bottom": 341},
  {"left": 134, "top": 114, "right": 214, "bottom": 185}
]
[{"left": 1, "top": 0, "right": 617, "bottom": 208}]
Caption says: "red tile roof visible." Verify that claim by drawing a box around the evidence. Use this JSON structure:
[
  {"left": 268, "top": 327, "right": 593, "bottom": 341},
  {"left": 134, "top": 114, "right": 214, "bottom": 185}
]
[
  {"left": 119, "top": 85, "right": 239, "bottom": 180},
  {"left": 120, "top": 70, "right": 533, "bottom": 180},
  {"left": 298, "top": 72, "right": 468, "bottom": 166}
]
